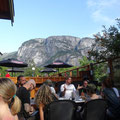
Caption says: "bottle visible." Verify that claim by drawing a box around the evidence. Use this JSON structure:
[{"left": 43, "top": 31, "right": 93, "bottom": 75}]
[
  {"left": 81, "top": 89, "right": 84, "bottom": 96},
  {"left": 71, "top": 91, "right": 75, "bottom": 100}
]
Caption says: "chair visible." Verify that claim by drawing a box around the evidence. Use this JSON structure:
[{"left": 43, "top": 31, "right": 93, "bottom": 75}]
[
  {"left": 80, "top": 99, "right": 107, "bottom": 120},
  {"left": 44, "top": 100, "right": 76, "bottom": 120}
]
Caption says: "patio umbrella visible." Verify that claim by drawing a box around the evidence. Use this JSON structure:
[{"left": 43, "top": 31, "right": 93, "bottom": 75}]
[
  {"left": 0, "top": 58, "right": 28, "bottom": 67},
  {"left": 44, "top": 60, "right": 73, "bottom": 73},
  {"left": 40, "top": 68, "right": 57, "bottom": 73},
  {"left": 44, "top": 60, "right": 73, "bottom": 68},
  {"left": 6, "top": 68, "right": 24, "bottom": 77},
  {"left": 40, "top": 68, "right": 57, "bottom": 76},
  {"left": 6, "top": 68, "right": 24, "bottom": 72},
  {"left": 0, "top": 58, "right": 28, "bottom": 76}
]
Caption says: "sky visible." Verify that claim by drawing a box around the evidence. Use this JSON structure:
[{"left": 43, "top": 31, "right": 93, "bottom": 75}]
[{"left": 0, "top": 0, "right": 120, "bottom": 53}]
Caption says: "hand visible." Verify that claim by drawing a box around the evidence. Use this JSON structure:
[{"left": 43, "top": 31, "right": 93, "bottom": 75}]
[
  {"left": 29, "top": 106, "right": 35, "bottom": 115},
  {"left": 77, "top": 84, "right": 83, "bottom": 90}
]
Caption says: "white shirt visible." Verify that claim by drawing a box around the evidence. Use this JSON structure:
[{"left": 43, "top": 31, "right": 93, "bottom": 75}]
[
  {"left": 60, "top": 83, "right": 76, "bottom": 99},
  {"left": 50, "top": 87, "right": 56, "bottom": 94},
  {"left": 113, "top": 87, "right": 120, "bottom": 97}
]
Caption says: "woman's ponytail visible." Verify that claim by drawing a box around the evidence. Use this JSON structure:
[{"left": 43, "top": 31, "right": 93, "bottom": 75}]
[{"left": 10, "top": 95, "right": 21, "bottom": 115}]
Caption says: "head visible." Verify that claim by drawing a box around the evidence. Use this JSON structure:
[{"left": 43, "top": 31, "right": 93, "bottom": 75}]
[
  {"left": 0, "top": 78, "right": 21, "bottom": 115},
  {"left": 35, "top": 84, "right": 54, "bottom": 106},
  {"left": 87, "top": 83, "right": 97, "bottom": 96},
  {"left": 101, "top": 76, "right": 112, "bottom": 89},
  {"left": 17, "top": 75, "right": 26, "bottom": 87},
  {"left": 44, "top": 79, "right": 53, "bottom": 87},
  {"left": 65, "top": 77, "right": 72, "bottom": 85},
  {"left": 24, "top": 79, "right": 36, "bottom": 91},
  {"left": 83, "top": 80, "right": 88, "bottom": 88}
]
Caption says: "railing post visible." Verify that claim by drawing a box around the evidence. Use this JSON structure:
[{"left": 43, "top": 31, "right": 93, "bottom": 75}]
[
  {"left": 70, "top": 71, "right": 72, "bottom": 77},
  {"left": 90, "top": 63, "right": 94, "bottom": 81},
  {"left": 108, "top": 59, "right": 114, "bottom": 82},
  {"left": 77, "top": 68, "right": 79, "bottom": 77}
]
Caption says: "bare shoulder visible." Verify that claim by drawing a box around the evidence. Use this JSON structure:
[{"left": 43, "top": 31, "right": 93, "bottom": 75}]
[
  {"left": 0, "top": 109, "right": 17, "bottom": 120},
  {"left": 0, "top": 114, "right": 15, "bottom": 120},
  {"left": 14, "top": 115, "right": 18, "bottom": 120}
]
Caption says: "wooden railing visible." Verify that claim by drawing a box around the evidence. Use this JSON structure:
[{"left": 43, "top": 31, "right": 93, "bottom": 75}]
[
  {"left": 8, "top": 76, "right": 83, "bottom": 84},
  {"left": 52, "top": 65, "right": 90, "bottom": 77}
]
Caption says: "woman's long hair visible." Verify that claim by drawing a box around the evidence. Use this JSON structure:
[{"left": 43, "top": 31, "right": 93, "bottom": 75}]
[
  {"left": 35, "top": 84, "right": 55, "bottom": 106},
  {"left": 0, "top": 78, "right": 21, "bottom": 115}
]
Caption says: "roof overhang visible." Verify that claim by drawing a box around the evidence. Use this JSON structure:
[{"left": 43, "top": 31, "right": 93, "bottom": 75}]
[{"left": 0, "top": 0, "right": 15, "bottom": 25}]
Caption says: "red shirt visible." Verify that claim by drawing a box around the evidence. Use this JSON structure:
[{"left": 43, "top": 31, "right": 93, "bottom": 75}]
[{"left": 5, "top": 73, "right": 10, "bottom": 77}]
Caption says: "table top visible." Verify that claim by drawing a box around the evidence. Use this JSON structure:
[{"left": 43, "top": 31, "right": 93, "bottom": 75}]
[{"left": 59, "top": 97, "right": 85, "bottom": 103}]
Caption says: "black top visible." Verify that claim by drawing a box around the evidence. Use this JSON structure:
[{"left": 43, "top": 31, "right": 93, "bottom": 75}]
[
  {"left": 103, "top": 88, "right": 120, "bottom": 118},
  {"left": 16, "top": 86, "right": 30, "bottom": 118},
  {"left": 44, "top": 94, "right": 58, "bottom": 120}
]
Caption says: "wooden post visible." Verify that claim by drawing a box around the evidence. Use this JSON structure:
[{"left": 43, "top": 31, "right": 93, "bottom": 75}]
[
  {"left": 108, "top": 59, "right": 114, "bottom": 82},
  {"left": 77, "top": 68, "right": 79, "bottom": 77},
  {"left": 70, "top": 71, "right": 72, "bottom": 77},
  {"left": 90, "top": 63, "right": 94, "bottom": 81}
]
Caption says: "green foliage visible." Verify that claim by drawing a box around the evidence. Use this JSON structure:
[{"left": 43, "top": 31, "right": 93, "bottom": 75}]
[
  {"left": 79, "top": 56, "right": 93, "bottom": 66},
  {"left": 79, "top": 56, "right": 107, "bottom": 82},
  {"left": 79, "top": 56, "right": 93, "bottom": 71},
  {"left": 89, "top": 19, "right": 120, "bottom": 61},
  {"left": 93, "top": 63, "right": 107, "bottom": 82},
  {"left": 24, "top": 67, "right": 33, "bottom": 76},
  {"left": 24, "top": 65, "right": 41, "bottom": 77},
  {"left": 0, "top": 66, "right": 8, "bottom": 77}
]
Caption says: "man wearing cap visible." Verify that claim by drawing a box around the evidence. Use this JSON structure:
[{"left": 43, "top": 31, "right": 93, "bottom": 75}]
[
  {"left": 44, "top": 79, "right": 56, "bottom": 94},
  {"left": 16, "top": 79, "right": 36, "bottom": 120}
]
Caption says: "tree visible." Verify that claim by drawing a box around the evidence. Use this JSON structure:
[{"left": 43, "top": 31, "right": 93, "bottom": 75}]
[
  {"left": 79, "top": 56, "right": 107, "bottom": 81},
  {"left": 89, "top": 19, "right": 120, "bottom": 61},
  {"left": 79, "top": 56, "right": 93, "bottom": 68},
  {"left": 0, "top": 66, "right": 8, "bottom": 77}
]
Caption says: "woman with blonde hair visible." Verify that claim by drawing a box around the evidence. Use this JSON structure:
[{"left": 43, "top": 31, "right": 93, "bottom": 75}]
[
  {"left": 35, "top": 84, "right": 58, "bottom": 120},
  {"left": 0, "top": 78, "right": 21, "bottom": 120}
]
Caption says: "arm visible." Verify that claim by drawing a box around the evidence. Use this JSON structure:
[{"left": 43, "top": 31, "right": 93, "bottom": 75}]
[
  {"left": 39, "top": 103, "right": 44, "bottom": 120},
  {"left": 60, "top": 84, "right": 66, "bottom": 97},
  {"left": 77, "top": 84, "right": 83, "bottom": 90}
]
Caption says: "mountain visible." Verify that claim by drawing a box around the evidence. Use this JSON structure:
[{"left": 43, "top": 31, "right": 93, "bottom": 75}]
[{"left": 0, "top": 36, "right": 95, "bottom": 66}]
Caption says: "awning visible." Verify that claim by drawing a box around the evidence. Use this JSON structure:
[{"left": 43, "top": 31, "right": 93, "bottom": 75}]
[{"left": 0, "top": 0, "right": 15, "bottom": 25}]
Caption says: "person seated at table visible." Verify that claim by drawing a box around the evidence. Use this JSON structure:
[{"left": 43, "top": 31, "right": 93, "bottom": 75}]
[
  {"left": 0, "top": 78, "right": 21, "bottom": 120},
  {"left": 44, "top": 79, "right": 56, "bottom": 94},
  {"left": 77, "top": 80, "right": 89, "bottom": 96},
  {"left": 60, "top": 77, "right": 76, "bottom": 99},
  {"left": 16, "top": 75, "right": 27, "bottom": 88},
  {"left": 35, "top": 84, "right": 58, "bottom": 120},
  {"left": 16, "top": 79, "right": 36, "bottom": 120},
  {"left": 101, "top": 76, "right": 120, "bottom": 119},
  {"left": 111, "top": 80, "right": 120, "bottom": 98},
  {"left": 86, "top": 83, "right": 102, "bottom": 102}
]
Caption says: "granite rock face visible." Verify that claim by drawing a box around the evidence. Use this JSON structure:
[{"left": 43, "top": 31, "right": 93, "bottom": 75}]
[{"left": 1, "top": 36, "right": 95, "bottom": 66}]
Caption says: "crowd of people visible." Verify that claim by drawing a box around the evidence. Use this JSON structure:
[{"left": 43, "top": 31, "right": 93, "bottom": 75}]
[{"left": 0, "top": 75, "right": 120, "bottom": 120}]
